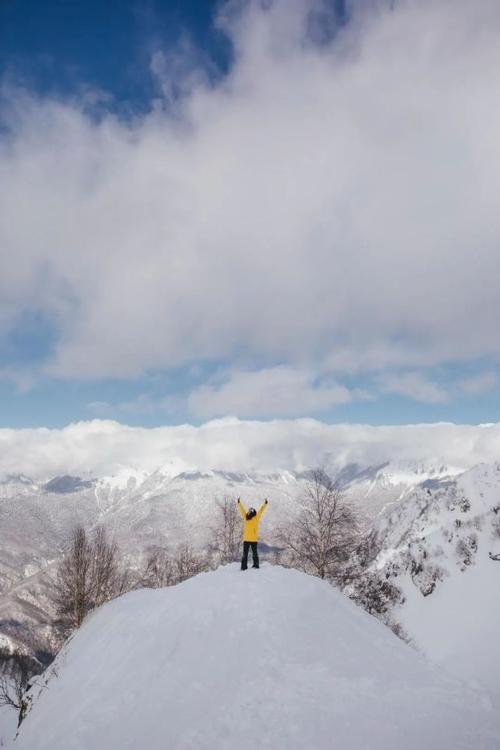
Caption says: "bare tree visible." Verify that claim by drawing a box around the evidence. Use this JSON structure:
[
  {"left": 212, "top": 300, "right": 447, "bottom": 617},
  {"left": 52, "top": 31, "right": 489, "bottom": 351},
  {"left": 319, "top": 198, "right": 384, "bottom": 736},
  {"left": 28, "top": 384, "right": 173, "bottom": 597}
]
[
  {"left": 0, "top": 650, "right": 40, "bottom": 716},
  {"left": 52, "top": 525, "right": 129, "bottom": 636},
  {"left": 174, "top": 544, "right": 209, "bottom": 583},
  {"left": 211, "top": 497, "right": 241, "bottom": 564},
  {"left": 53, "top": 525, "right": 93, "bottom": 634},
  {"left": 278, "top": 469, "right": 359, "bottom": 582},
  {"left": 140, "top": 548, "right": 177, "bottom": 588},
  {"left": 91, "top": 527, "right": 129, "bottom": 606},
  {"left": 139, "top": 544, "right": 209, "bottom": 589}
]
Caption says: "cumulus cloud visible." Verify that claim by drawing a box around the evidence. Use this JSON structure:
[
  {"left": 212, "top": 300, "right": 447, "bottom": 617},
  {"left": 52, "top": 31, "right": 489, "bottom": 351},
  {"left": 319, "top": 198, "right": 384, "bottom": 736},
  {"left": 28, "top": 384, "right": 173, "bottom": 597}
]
[
  {"left": 1, "top": 418, "right": 500, "bottom": 480},
  {"left": 376, "top": 369, "right": 499, "bottom": 403},
  {"left": 187, "top": 366, "right": 359, "bottom": 418},
  {"left": 379, "top": 371, "right": 448, "bottom": 403},
  {"left": 458, "top": 371, "right": 499, "bottom": 396},
  {"left": 0, "top": 0, "right": 499, "bottom": 389}
]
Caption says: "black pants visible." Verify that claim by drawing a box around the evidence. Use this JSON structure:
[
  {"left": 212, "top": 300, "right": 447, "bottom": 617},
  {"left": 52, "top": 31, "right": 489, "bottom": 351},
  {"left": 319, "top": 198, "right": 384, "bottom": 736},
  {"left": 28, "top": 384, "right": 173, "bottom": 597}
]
[{"left": 241, "top": 541, "right": 259, "bottom": 570}]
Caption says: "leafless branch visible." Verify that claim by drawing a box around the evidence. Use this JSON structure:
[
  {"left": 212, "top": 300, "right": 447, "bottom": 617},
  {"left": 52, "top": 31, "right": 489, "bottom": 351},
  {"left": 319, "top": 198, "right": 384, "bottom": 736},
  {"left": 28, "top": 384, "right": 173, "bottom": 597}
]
[
  {"left": 0, "top": 650, "right": 40, "bottom": 714},
  {"left": 51, "top": 524, "right": 130, "bottom": 637},
  {"left": 277, "top": 468, "right": 360, "bottom": 581},
  {"left": 211, "top": 497, "right": 241, "bottom": 564}
]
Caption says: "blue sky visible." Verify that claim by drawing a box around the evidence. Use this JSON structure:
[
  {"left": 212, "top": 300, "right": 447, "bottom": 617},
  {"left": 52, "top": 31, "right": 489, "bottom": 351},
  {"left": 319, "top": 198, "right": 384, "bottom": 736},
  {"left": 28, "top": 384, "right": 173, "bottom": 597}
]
[
  {"left": 0, "top": 1, "right": 228, "bottom": 106},
  {"left": 0, "top": 0, "right": 499, "bottom": 428}
]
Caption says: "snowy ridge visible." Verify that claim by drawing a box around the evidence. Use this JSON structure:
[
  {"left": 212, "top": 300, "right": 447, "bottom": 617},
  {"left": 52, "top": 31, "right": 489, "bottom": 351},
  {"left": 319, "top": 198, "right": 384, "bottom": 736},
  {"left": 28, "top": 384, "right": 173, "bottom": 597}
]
[
  {"left": 340, "top": 459, "right": 460, "bottom": 521},
  {"left": 14, "top": 565, "right": 500, "bottom": 750},
  {"left": 0, "top": 459, "right": 465, "bottom": 656}
]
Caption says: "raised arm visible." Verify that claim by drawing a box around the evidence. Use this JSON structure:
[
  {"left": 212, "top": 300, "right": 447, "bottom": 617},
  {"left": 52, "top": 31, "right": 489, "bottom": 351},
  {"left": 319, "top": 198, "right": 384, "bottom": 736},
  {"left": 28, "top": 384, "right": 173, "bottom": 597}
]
[
  {"left": 237, "top": 498, "right": 247, "bottom": 519},
  {"left": 257, "top": 499, "right": 268, "bottom": 519}
]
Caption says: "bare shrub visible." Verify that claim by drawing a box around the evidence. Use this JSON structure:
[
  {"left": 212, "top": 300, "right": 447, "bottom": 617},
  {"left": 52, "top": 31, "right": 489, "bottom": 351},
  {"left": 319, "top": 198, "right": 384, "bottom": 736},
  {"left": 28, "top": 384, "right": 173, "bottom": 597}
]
[
  {"left": 140, "top": 548, "right": 177, "bottom": 588},
  {"left": 268, "top": 544, "right": 285, "bottom": 566},
  {"left": 491, "top": 507, "right": 500, "bottom": 539},
  {"left": 277, "top": 468, "right": 359, "bottom": 582},
  {"left": 174, "top": 544, "right": 209, "bottom": 583},
  {"left": 456, "top": 534, "right": 478, "bottom": 571},
  {"left": 139, "top": 544, "right": 209, "bottom": 589},
  {"left": 0, "top": 649, "right": 41, "bottom": 720},
  {"left": 348, "top": 571, "right": 405, "bottom": 618}
]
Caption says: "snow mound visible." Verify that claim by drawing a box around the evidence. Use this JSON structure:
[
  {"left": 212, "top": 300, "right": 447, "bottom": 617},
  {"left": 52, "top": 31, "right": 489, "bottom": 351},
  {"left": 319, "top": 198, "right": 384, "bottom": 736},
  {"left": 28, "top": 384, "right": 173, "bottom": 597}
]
[{"left": 16, "top": 565, "right": 499, "bottom": 750}]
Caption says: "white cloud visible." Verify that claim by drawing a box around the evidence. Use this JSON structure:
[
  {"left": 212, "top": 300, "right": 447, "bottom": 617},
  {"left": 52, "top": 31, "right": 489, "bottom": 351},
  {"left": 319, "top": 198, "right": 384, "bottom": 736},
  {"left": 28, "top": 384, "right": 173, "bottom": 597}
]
[
  {"left": 187, "top": 366, "right": 356, "bottom": 418},
  {"left": 1, "top": 418, "right": 500, "bottom": 480},
  {"left": 458, "top": 371, "right": 499, "bottom": 396},
  {"left": 377, "top": 368, "right": 500, "bottom": 404},
  {"left": 379, "top": 372, "right": 448, "bottom": 403},
  {"left": 0, "top": 0, "right": 499, "bottom": 383}
]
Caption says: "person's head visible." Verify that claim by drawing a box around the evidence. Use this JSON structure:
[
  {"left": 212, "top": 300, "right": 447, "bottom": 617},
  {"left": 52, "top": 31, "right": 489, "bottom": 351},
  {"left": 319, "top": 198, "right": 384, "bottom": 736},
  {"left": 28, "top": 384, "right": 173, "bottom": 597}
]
[{"left": 246, "top": 507, "right": 257, "bottom": 520}]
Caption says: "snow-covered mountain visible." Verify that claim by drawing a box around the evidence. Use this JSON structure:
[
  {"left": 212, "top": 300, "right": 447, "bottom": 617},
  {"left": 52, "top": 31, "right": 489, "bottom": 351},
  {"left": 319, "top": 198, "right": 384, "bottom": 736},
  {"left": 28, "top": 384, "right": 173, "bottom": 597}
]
[
  {"left": 371, "top": 462, "right": 500, "bottom": 696},
  {"left": 14, "top": 565, "right": 500, "bottom": 750},
  {"left": 338, "top": 459, "right": 461, "bottom": 520},
  {"left": 2, "top": 455, "right": 499, "bottom": 706},
  {"left": 2, "top": 457, "right": 500, "bottom": 746},
  {"left": 0, "top": 459, "right": 461, "bottom": 653},
  {"left": 0, "top": 461, "right": 471, "bottom": 626}
]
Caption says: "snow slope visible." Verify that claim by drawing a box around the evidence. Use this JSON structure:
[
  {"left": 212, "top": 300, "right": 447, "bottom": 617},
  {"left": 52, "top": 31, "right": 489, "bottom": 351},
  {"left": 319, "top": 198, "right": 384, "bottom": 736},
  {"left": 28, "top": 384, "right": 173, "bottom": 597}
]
[
  {"left": 15, "top": 565, "right": 499, "bottom": 750},
  {"left": 373, "top": 462, "right": 500, "bottom": 696},
  {"left": 0, "top": 702, "right": 17, "bottom": 748}
]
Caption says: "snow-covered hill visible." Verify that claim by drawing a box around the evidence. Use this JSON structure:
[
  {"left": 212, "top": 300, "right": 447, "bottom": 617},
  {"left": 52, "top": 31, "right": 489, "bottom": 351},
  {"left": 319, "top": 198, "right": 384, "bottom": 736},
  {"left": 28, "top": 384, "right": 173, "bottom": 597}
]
[
  {"left": 372, "top": 462, "right": 500, "bottom": 696},
  {"left": 0, "top": 460, "right": 457, "bottom": 654},
  {"left": 14, "top": 565, "right": 500, "bottom": 750}
]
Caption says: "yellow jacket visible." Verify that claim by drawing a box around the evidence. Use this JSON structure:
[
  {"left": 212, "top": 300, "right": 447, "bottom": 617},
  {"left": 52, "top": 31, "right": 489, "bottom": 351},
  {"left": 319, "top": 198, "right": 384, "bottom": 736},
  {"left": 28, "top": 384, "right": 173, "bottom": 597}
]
[{"left": 237, "top": 501, "right": 267, "bottom": 542}]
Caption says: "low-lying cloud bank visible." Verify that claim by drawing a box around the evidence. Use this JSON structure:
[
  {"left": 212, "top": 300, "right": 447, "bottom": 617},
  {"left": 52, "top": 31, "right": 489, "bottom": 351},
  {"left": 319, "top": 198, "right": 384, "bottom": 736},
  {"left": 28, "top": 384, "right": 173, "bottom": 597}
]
[{"left": 1, "top": 419, "right": 500, "bottom": 480}]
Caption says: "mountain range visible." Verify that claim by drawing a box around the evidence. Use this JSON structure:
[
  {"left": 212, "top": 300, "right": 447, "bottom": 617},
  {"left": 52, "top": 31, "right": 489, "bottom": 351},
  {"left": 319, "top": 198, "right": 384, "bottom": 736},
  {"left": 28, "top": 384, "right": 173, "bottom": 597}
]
[
  {"left": 2, "top": 452, "right": 500, "bottom": 746},
  {"left": 0, "top": 458, "right": 484, "bottom": 651}
]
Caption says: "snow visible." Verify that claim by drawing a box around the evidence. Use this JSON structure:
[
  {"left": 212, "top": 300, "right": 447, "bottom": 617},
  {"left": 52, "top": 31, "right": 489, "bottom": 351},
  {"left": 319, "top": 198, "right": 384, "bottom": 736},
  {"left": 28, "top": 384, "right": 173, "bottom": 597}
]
[
  {"left": 15, "top": 565, "right": 499, "bottom": 750},
  {"left": 0, "top": 696, "right": 17, "bottom": 747},
  {"left": 399, "top": 546, "right": 500, "bottom": 695},
  {"left": 373, "top": 463, "right": 500, "bottom": 698}
]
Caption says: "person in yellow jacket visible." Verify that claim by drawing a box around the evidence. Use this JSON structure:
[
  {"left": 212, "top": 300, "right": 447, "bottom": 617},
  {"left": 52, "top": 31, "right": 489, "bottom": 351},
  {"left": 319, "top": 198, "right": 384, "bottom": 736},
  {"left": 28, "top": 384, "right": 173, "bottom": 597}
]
[{"left": 237, "top": 498, "right": 268, "bottom": 570}]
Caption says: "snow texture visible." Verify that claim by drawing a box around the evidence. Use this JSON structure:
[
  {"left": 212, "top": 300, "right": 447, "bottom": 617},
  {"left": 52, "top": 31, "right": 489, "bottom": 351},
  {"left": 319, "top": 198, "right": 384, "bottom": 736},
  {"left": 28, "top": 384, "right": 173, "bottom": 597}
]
[
  {"left": 0, "top": 702, "right": 17, "bottom": 748},
  {"left": 15, "top": 565, "right": 499, "bottom": 750},
  {"left": 374, "top": 463, "right": 500, "bottom": 698}
]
